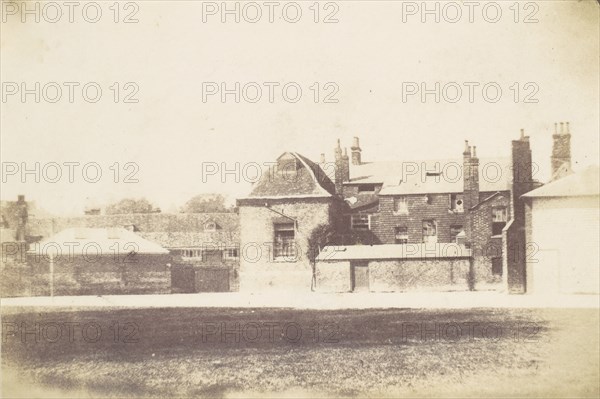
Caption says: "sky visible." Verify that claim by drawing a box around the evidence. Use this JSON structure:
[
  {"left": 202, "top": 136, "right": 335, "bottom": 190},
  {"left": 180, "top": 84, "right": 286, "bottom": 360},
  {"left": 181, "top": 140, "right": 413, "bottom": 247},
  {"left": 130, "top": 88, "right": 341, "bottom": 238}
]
[{"left": 1, "top": 0, "right": 599, "bottom": 215}]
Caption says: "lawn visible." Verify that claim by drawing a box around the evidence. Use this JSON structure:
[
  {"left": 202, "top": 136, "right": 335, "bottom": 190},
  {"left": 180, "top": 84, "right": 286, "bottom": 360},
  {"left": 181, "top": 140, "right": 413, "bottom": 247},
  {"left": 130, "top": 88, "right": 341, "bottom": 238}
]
[{"left": 1, "top": 307, "right": 598, "bottom": 398}]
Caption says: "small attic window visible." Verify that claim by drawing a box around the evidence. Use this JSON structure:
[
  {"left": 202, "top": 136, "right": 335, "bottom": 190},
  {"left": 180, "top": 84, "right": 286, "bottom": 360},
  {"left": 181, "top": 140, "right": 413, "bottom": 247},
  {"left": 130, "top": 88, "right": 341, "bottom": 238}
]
[{"left": 204, "top": 221, "right": 217, "bottom": 232}]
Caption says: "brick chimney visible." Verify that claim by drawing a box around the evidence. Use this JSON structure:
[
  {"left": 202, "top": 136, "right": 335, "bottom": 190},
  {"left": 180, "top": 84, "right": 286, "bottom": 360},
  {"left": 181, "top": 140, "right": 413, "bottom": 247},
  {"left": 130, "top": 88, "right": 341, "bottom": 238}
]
[
  {"left": 351, "top": 136, "right": 362, "bottom": 165},
  {"left": 334, "top": 139, "right": 350, "bottom": 195},
  {"left": 507, "top": 128, "right": 535, "bottom": 293},
  {"left": 15, "top": 195, "right": 28, "bottom": 242},
  {"left": 463, "top": 141, "right": 479, "bottom": 245},
  {"left": 463, "top": 141, "right": 480, "bottom": 212},
  {"left": 550, "top": 121, "right": 572, "bottom": 180}
]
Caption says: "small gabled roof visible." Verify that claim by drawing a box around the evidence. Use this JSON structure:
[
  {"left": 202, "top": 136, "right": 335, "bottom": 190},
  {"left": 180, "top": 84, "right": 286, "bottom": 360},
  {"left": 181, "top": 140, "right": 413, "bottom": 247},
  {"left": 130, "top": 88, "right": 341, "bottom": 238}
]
[
  {"left": 523, "top": 166, "right": 599, "bottom": 198},
  {"left": 27, "top": 227, "right": 169, "bottom": 255},
  {"left": 243, "top": 152, "right": 336, "bottom": 199}
]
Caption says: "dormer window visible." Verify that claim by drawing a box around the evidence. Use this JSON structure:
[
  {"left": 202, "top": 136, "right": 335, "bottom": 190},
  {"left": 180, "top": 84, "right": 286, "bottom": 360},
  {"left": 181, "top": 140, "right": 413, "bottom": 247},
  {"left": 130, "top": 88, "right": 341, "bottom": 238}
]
[{"left": 204, "top": 221, "right": 217, "bottom": 232}]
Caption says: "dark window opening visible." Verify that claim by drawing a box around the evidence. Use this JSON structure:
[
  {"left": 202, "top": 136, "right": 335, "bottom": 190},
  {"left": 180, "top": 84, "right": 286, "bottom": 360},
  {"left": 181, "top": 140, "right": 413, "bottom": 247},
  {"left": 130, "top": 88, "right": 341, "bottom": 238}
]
[
  {"left": 450, "top": 225, "right": 463, "bottom": 242},
  {"left": 492, "top": 206, "right": 508, "bottom": 236},
  {"left": 492, "top": 257, "right": 503, "bottom": 276},
  {"left": 357, "top": 184, "right": 376, "bottom": 193}
]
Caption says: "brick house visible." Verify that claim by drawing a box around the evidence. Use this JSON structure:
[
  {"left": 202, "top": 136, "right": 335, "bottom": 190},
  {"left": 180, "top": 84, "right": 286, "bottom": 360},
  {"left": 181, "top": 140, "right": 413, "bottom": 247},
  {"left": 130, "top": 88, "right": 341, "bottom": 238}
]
[{"left": 238, "top": 130, "right": 537, "bottom": 293}]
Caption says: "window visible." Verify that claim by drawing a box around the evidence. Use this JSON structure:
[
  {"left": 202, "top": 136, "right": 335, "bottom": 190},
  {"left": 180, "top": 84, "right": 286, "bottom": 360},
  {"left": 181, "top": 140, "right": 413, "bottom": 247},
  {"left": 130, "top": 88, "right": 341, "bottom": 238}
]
[
  {"left": 449, "top": 194, "right": 464, "bottom": 213},
  {"left": 223, "top": 248, "right": 239, "bottom": 260},
  {"left": 182, "top": 249, "right": 202, "bottom": 259},
  {"left": 492, "top": 206, "right": 508, "bottom": 235},
  {"left": 422, "top": 220, "right": 437, "bottom": 243},
  {"left": 274, "top": 223, "right": 296, "bottom": 258},
  {"left": 351, "top": 214, "right": 370, "bottom": 230},
  {"left": 395, "top": 226, "right": 408, "bottom": 244},
  {"left": 492, "top": 257, "right": 503, "bottom": 276},
  {"left": 450, "top": 225, "right": 463, "bottom": 242},
  {"left": 357, "top": 184, "right": 376, "bottom": 193},
  {"left": 393, "top": 197, "right": 408, "bottom": 215},
  {"left": 425, "top": 194, "right": 433, "bottom": 205},
  {"left": 204, "top": 222, "right": 216, "bottom": 232}
]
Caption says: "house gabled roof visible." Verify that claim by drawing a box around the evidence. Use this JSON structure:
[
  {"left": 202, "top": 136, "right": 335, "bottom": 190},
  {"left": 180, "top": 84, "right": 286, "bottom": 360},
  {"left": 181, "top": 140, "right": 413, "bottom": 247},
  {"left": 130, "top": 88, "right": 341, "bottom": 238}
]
[
  {"left": 27, "top": 227, "right": 169, "bottom": 255},
  {"left": 243, "top": 152, "right": 336, "bottom": 199},
  {"left": 371, "top": 157, "right": 512, "bottom": 195},
  {"left": 522, "top": 166, "right": 599, "bottom": 198}
]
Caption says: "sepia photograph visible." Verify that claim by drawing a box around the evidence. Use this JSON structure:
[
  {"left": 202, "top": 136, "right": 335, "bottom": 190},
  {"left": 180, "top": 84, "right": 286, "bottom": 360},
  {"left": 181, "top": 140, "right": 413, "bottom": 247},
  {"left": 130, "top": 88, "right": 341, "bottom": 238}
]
[{"left": 1, "top": 0, "right": 599, "bottom": 397}]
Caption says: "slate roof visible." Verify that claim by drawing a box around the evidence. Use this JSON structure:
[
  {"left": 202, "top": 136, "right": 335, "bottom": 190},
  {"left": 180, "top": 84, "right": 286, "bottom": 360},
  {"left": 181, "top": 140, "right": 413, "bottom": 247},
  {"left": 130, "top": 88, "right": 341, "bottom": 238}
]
[
  {"left": 243, "top": 152, "right": 336, "bottom": 199},
  {"left": 138, "top": 231, "right": 239, "bottom": 249},
  {"left": 27, "top": 213, "right": 239, "bottom": 249},
  {"left": 522, "top": 166, "right": 599, "bottom": 198},
  {"left": 27, "top": 227, "right": 169, "bottom": 255},
  {"left": 316, "top": 243, "right": 472, "bottom": 261},
  {"left": 370, "top": 157, "right": 512, "bottom": 195}
]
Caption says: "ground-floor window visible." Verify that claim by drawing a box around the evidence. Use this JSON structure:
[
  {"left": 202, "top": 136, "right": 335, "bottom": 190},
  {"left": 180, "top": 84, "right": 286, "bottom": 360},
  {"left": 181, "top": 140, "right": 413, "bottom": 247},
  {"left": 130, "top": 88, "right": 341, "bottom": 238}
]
[
  {"left": 422, "top": 219, "right": 437, "bottom": 243},
  {"left": 274, "top": 223, "right": 296, "bottom": 258},
  {"left": 351, "top": 214, "right": 370, "bottom": 230},
  {"left": 394, "top": 226, "right": 408, "bottom": 244}
]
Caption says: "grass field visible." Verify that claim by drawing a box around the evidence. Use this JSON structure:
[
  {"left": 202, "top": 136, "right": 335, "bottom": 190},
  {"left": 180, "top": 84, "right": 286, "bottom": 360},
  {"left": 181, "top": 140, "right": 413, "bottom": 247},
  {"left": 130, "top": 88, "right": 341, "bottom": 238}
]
[{"left": 1, "top": 307, "right": 599, "bottom": 398}]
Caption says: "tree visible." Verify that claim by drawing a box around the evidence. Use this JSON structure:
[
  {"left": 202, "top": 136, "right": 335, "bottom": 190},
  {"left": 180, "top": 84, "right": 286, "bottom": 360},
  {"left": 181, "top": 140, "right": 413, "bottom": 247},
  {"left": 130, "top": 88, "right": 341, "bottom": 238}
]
[
  {"left": 105, "top": 198, "right": 158, "bottom": 215},
  {"left": 180, "top": 194, "right": 232, "bottom": 213},
  {"left": 306, "top": 223, "right": 340, "bottom": 291}
]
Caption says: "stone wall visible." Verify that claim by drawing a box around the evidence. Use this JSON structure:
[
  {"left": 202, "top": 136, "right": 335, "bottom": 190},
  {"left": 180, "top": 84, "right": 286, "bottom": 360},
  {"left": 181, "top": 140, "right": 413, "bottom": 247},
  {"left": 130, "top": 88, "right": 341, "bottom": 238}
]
[
  {"left": 315, "top": 257, "right": 471, "bottom": 293},
  {"left": 237, "top": 197, "right": 333, "bottom": 292}
]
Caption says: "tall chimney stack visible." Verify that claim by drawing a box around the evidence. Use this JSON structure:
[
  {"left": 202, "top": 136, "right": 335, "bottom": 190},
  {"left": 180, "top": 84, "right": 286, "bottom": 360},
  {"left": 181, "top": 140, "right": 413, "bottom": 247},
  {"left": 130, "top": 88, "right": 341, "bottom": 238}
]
[
  {"left": 463, "top": 140, "right": 480, "bottom": 245},
  {"left": 350, "top": 136, "right": 362, "bottom": 165},
  {"left": 334, "top": 139, "right": 349, "bottom": 195},
  {"left": 551, "top": 121, "right": 572, "bottom": 180},
  {"left": 15, "top": 195, "right": 28, "bottom": 242}
]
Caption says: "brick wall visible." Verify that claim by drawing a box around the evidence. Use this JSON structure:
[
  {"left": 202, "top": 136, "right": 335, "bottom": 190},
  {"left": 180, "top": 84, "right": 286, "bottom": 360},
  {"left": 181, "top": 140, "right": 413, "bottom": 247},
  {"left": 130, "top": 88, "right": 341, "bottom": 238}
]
[
  {"left": 470, "top": 193, "right": 509, "bottom": 288},
  {"left": 14, "top": 254, "right": 171, "bottom": 296},
  {"left": 237, "top": 197, "right": 334, "bottom": 292}
]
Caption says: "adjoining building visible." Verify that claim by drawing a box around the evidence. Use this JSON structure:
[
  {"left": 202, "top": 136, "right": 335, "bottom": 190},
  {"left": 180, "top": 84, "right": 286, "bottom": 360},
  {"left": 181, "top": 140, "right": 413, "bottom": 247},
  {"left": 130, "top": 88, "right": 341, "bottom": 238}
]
[
  {"left": 522, "top": 165, "right": 599, "bottom": 294},
  {"left": 237, "top": 128, "right": 540, "bottom": 293},
  {"left": 26, "top": 227, "right": 171, "bottom": 296}
]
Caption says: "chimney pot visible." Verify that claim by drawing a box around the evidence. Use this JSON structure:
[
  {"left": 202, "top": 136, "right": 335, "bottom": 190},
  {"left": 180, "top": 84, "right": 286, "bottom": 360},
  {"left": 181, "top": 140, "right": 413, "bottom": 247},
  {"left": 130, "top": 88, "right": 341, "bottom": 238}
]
[
  {"left": 520, "top": 129, "right": 525, "bottom": 140},
  {"left": 554, "top": 123, "right": 558, "bottom": 134},
  {"left": 560, "top": 122, "right": 564, "bottom": 134},
  {"left": 352, "top": 136, "right": 360, "bottom": 149},
  {"left": 566, "top": 122, "right": 570, "bottom": 134},
  {"left": 320, "top": 153, "right": 325, "bottom": 163},
  {"left": 472, "top": 146, "right": 477, "bottom": 158},
  {"left": 464, "top": 140, "right": 470, "bottom": 154}
]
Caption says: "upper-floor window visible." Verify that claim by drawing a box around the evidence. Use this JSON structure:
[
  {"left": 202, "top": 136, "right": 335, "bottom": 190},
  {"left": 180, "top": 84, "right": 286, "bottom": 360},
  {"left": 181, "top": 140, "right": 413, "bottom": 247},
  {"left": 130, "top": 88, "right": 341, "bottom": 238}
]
[
  {"left": 492, "top": 206, "right": 507, "bottom": 235},
  {"left": 223, "top": 248, "right": 239, "bottom": 260},
  {"left": 395, "top": 226, "right": 408, "bottom": 244},
  {"left": 393, "top": 197, "right": 408, "bottom": 215},
  {"left": 274, "top": 223, "right": 296, "bottom": 258},
  {"left": 182, "top": 249, "right": 203, "bottom": 259},
  {"left": 422, "top": 219, "right": 438, "bottom": 243},
  {"left": 449, "top": 194, "right": 464, "bottom": 213},
  {"left": 351, "top": 214, "right": 370, "bottom": 230},
  {"left": 450, "top": 225, "right": 463, "bottom": 242}
]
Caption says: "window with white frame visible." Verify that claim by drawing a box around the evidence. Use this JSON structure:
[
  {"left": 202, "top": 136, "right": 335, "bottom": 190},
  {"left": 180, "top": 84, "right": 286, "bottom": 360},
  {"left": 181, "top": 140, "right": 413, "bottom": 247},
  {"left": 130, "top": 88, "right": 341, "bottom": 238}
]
[
  {"left": 393, "top": 197, "right": 408, "bottom": 214},
  {"left": 351, "top": 214, "right": 370, "bottom": 230},
  {"left": 422, "top": 220, "right": 438, "bottom": 243},
  {"left": 223, "top": 248, "right": 239, "bottom": 260},
  {"left": 394, "top": 226, "right": 408, "bottom": 244},
  {"left": 181, "top": 249, "right": 203, "bottom": 259},
  {"left": 449, "top": 194, "right": 464, "bottom": 213}
]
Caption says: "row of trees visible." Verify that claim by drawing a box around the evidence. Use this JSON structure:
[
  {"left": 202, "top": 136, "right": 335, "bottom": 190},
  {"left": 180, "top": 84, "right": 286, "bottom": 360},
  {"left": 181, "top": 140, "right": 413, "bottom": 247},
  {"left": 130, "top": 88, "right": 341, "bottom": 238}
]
[{"left": 100, "top": 194, "right": 235, "bottom": 215}]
